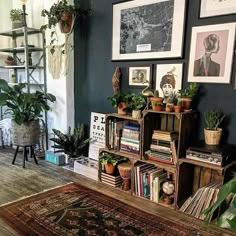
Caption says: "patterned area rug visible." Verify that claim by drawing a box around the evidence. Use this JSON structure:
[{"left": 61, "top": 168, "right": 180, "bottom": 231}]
[{"left": 0, "top": 183, "right": 198, "bottom": 236}]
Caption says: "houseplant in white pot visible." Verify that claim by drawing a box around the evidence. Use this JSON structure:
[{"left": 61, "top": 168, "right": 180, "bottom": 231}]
[
  {"left": 10, "top": 9, "right": 23, "bottom": 29},
  {"left": 129, "top": 93, "right": 146, "bottom": 118},
  {"left": 0, "top": 79, "right": 56, "bottom": 146},
  {"left": 204, "top": 110, "right": 225, "bottom": 145}
]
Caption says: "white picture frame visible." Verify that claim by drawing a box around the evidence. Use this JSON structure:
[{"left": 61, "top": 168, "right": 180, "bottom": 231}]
[
  {"left": 155, "top": 64, "right": 183, "bottom": 103},
  {"left": 112, "top": 0, "right": 186, "bottom": 61},
  {"left": 128, "top": 65, "right": 151, "bottom": 87},
  {"left": 200, "top": 0, "right": 236, "bottom": 18},
  {"left": 188, "top": 23, "right": 236, "bottom": 84}
]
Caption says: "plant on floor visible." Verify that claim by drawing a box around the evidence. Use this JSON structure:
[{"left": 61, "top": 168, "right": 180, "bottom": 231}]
[
  {"left": 0, "top": 79, "right": 56, "bottom": 125},
  {"left": 202, "top": 176, "right": 236, "bottom": 232},
  {"left": 50, "top": 123, "right": 91, "bottom": 159}
]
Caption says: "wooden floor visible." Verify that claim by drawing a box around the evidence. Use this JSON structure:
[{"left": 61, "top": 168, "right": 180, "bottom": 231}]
[{"left": 0, "top": 148, "right": 234, "bottom": 236}]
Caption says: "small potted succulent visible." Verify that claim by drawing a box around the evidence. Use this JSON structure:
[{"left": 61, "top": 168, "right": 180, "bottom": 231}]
[
  {"left": 204, "top": 110, "right": 225, "bottom": 145},
  {"left": 150, "top": 90, "right": 164, "bottom": 111},
  {"left": 151, "top": 101, "right": 163, "bottom": 111},
  {"left": 178, "top": 82, "right": 198, "bottom": 110},
  {"left": 129, "top": 93, "right": 146, "bottom": 118},
  {"left": 10, "top": 9, "right": 23, "bottom": 29},
  {"left": 107, "top": 91, "right": 131, "bottom": 115},
  {"left": 166, "top": 91, "right": 178, "bottom": 112},
  {"left": 174, "top": 100, "right": 182, "bottom": 113},
  {"left": 5, "top": 55, "right": 15, "bottom": 66}
]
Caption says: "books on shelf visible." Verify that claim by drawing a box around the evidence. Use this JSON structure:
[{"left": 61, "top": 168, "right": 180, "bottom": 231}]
[{"left": 101, "top": 172, "right": 122, "bottom": 187}]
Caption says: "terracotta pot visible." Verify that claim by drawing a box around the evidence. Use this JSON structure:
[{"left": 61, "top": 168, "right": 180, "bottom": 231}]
[
  {"left": 150, "top": 97, "right": 164, "bottom": 111},
  {"left": 105, "top": 163, "right": 115, "bottom": 175},
  {"left": 178, "top": 98, "right": 192, "bottom": 110},
  {"left": 166, "top": 106, "right": 173, "bottom": 112},
  {"left": 117, "top": 102, "right": 128, "bottom": 115},
  {"left": 174, "top": 106, "right": 182, "bottom": 113},
  {"left": 204, "top": 128, "right": 222, "bottom": 145},
  {"left": 59, "top": 12, "right": 75, "bottom": 34},
  {"left": 152, "top": 105, "right": 162, "bottom": 111}
]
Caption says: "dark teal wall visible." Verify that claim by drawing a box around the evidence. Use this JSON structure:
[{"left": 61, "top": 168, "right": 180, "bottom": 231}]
[{"left": 74, "top": 0, "right": 236, "bottom": 143}]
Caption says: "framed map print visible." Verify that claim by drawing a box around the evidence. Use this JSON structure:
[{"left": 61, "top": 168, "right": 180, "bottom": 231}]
[
  {"left": 200, "top": 0, "right": 236, "bottom": 18},
  {"left": 112, "top": 0, "right": 186, "bottom": 61}
]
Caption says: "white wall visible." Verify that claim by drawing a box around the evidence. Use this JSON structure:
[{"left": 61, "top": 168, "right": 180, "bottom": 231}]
[{"left": 0, "top": 0, "right": 75, "bottom": 149}]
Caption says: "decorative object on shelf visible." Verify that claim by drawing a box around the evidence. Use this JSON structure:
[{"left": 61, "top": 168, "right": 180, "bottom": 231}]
[
  {"left": 129, "top": 93, "right": 146, "bottom": 118},
  {"left": 202, "top": 176, "right": 236, "bottom": 232},
  {"left": 188, "top": 23, "right": 236, "bottom": 84},
  {"left": 200, "top": 0, "right": 236, "bottom": 18},
  {"left": 149, "top": 90, "right": 164, "bottom": 111},
  {"left": 156, "top": 64, "right": 183, "bottom": 104},
  {"left": 174, "top": 100, "right": 182, "bottom": 113},
  {"left": 10, "top": 9, "right": 23, "bottom": 29},
  {"left": 178, "top": 82, "right": 198, "bottom": 110},
  {"left": 204, "top": 110, "right": 225, "bottom": 145},
  {"left": 118, "top": 162, "right": 132, "bottom": 191},
  {"left": 128, "top": 65, "right": 151, "bottom": 87},
  {"left": 50, "top": 123, "right": 91, "bottom": 168},
  {"left": 5, "top": 56, "right": 15, "bottom": 66},
  {"left": 107, "top": 91, "right": 131, "bottom": 115},
  {"left": 0, "top": 79, "right": 56, "bottom": 146},
  {"left": 165, "top": 91, "right": 178, "bottom": 112},
  {"left": 112, "top": 0, "right": 186, "bottom": 60},
  {"left": 41, "top": 0, "right": 91, "bottom": 54},
  {"left": 112, "top": 67, "right": 121, "bottom": 94},
  {"left": 162, "top": 180, "right": 175, "bottom": 205}
]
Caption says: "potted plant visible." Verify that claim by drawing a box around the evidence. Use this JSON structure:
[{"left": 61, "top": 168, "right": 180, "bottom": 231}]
[
  {"left": 202, "top": 177, "right": 236, "bottom": 232},
  {"left": 99, "top": 152, "right": 127, "bottom": 175},
  {"left": 0, "top": 79, "right": 56, "bottom": 146},
  {"left": 107, "top": 91, "right": 131, "bottom": 115},
  {"left": 10, "top": 9, "right": 23, "bottom": 29},
  {"left": 178, "top": 82, "right": 198, "bottom": 110},
  {"left": 174, "top": 100, "right": 182, "bottom": 113},
  {"left": 204, "top": 110, "right": 225, "bottom": 145},
  {"left": 150, "top": 90, "right": 164, "bottom": 111},
  {"left": 50, "top": 123, "right": 91, "bottom": 167},
  {"left": 129, "top": 93, "right": 146, "bottom": 118},
  {"left": 5, "top": 55, "right": 15, "bottom": 66},
  {"left": 41, "top": 0, "right": 91, "bottom": 54},
  {"left": 165, "top": 91, "right": 178, "bottom": 112}
]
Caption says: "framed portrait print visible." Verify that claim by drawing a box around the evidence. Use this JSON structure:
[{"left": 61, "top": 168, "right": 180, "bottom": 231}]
[
  {"left": 188, "top": 23, "right": 236, "bottom": 84},
  {"left": 112, "top": 0, "right": 186, "bottom": 61},
  {"left": 129, "top": 66, "right": 151, "bottom": 86},
  {"left": 155, "top": 64, "right": 183, "bottom": 103},
  {"left": 200, "top": 0, "right": 236, "bottom": 18}
]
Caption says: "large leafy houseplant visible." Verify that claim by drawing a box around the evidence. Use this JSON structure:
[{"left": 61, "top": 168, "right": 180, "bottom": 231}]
[
  {"left": 0, "top": 79, "right": 56, "bottom": 125},
  {"left": 202, "top": 177, "right": 236, "bottom": 232},
  {"left": 50, "top": 123, "right": 91, "bottom": 160}
]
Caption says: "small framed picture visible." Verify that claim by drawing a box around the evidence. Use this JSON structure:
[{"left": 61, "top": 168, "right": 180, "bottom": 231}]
[
  {"left": 128, "top": 66, "right": 151, "bottom": 87},
  {"left": 188, "top": 23, "right": 235, "bottom": 84},
  {"left": 200, "top": 0, "right": 236, "bottom": 18},
  {"left": 155, "top": 64, "right": 183, "bottom": 103}
]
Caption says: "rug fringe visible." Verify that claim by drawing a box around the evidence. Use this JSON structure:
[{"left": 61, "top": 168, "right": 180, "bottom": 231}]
[{"left": 0, "top": 182, "right": 74, "bottom": 207}]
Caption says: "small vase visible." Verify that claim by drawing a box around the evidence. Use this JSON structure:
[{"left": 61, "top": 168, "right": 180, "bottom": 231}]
[{"left": 132, "top": 110, "right": 141, "bottom": 119}]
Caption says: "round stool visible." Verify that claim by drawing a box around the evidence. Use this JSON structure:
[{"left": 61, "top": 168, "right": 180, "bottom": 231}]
[{"left": 118, "top": 162, "right": 132, "bottom": 191}]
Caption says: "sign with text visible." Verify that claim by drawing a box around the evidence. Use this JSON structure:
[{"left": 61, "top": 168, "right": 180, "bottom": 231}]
[{"left": 88, "top": 112, "right": 106, "bottom": 160}]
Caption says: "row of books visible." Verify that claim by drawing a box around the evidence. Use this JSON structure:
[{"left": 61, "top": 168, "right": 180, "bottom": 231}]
[
  {"left": 179, "top": 182, "right": 221, "bottom": 220},
  {"left": 108, "top": 119, "right": 141, "bottom": 155},
  {"left": 134, "top": 163, "right": 169, "bottom": 203}
]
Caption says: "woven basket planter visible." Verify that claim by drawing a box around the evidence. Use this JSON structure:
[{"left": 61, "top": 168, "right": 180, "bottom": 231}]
[
  {"left": 204, "top": 128, "right": 222, "bottom": 146},
  {"left": 12, "top": 120, "right": 40, "bottom": 146}
]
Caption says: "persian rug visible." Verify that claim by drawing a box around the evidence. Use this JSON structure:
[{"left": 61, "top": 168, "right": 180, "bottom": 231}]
[{"left": 0, "top": 183, "right": 200, "bottom": 236}]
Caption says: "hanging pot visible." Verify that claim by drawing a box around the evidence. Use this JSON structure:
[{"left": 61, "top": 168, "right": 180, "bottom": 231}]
[{"left": 58, "top": 12, "right": 76, "bottom": 34}]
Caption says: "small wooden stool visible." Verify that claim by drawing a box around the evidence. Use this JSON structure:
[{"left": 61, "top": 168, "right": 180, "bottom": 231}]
[{"left": 12, "top": 145, "right": 38, "bottom": 168}]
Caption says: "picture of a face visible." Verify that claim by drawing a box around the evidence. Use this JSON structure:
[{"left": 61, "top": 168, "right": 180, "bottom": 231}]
[{"left": 162, "top": 83, "right": 174, "bottom": 97}]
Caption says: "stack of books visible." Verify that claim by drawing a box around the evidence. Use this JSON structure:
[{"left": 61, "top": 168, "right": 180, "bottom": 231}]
[
  {"left": 179, "top": 182, "right": 222, "bottom": 220},
  {"left": 101, "top": 172, "right": 122, "bottom": 187},
  {"left": 120, "top": 123, "right": 140, "bottom": 155},
  {"left": 146, "top": 130, "right": 178, "bottom": 164}
]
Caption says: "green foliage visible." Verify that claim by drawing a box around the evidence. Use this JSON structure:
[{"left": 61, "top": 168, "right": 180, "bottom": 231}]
[
  {"left": 50, "top": 123, "right": 91, "bottom": 158},
  {"left": 40, "top": 0, "right": 91, "bottom": 54},
  {"left": 179, "top": 82, "right": 198, "bottom": 98},
  {"left": 153, "top": 90, "right": 159, "bottom": 98},
  {"left": 202, "top": 177, "right": 236, "bottom": 231},
  {"left": 10, "top": 9, "right": 23, "bottom": 22},
  {"left": 167, "top": 91, "right": 178, "bottom": 104},
  {"left": 99, "top": 152, "right": 128, "bottom": 166},
  {"left": 204, "top": 110, "right": 225, "bottom": 130},
  {"left": 176, "top": 100, "right": 182, "bottom": 106},
  {"left": 0, "top": 79, "right": 56, "bottom": 125},
  {"left": 129, "top": 93, "right": 146, "bottom": 110},
  {"left": 107, "top": 91, "right": 132, "bottom": 109}
]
